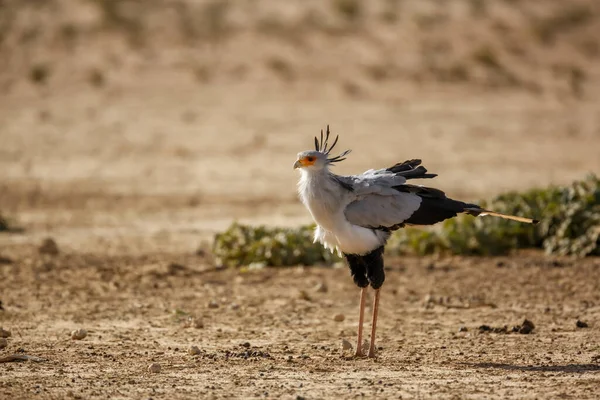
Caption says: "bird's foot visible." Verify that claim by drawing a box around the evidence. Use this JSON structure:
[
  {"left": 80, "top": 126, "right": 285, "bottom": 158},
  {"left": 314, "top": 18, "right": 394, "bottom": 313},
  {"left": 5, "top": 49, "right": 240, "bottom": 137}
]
[{"left": 367, "top": 348, "right": 377, "bottom": 359}]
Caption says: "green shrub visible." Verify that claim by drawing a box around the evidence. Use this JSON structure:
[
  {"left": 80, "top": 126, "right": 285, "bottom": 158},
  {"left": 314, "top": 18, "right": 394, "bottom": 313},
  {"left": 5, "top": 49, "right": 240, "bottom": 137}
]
[
  {"left": 0, "top": 214, "right": 23, "bottom": 233},
  {"left": 541, "top": 174, "right": 600, "bottom": 257},
  {"left": 213, "top": 223, "right": 340, "bottom": 267},
  {"left": 212, "top": 175, "right": 599, "bottom": 266}
]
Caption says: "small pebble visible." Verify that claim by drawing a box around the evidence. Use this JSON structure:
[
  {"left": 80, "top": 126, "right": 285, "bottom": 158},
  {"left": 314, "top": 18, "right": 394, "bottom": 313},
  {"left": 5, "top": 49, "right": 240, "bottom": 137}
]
[
  {"left": 576, "top": 320, "right": 589, "bottom": 328},
  {"left": 0, "top": 337, "right": 7, "bottom": 349},
  {"left": 185, "top": 317, "right": 204, "bottom": 329},
  {"left": 519, "top": 319, "right": 535, "bottom": 334},
  {"left": 71, "top": 329, "right": 87, "bottom": 340},
  {"left": 0, "top": 328, "right": 11, "bottom": 338},
  {"left": 333, "top": 314, "right": 345, "bottom": 322},
  {"left": 148, "top": 363, "right": 161, "bottom": 373},
  {"left": 341, "top": 339, "right": 353, "bottom": 351},
  {"left": 298, "top": 290, "right": 312, "bottom": 301},
  {"left": 208, "top": 300, "right": 219, "bottom": 309},
  {"left": 230, "top": 303, "right": 240, "bottom": 311},
  {"left": 458, "top": 326, "right": 468, "bottom": 332},
  {"left": 314, "top": 282, "right": 328, "bottom": 293},
  {"left": 189, "top": 345, "right": 201, "bottom": 355}
]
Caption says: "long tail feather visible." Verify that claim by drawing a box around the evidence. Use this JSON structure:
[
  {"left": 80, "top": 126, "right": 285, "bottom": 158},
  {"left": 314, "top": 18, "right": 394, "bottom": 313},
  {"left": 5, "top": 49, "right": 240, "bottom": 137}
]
[{"left": 465, "top": 208, "right": 539, "bottom": 224}]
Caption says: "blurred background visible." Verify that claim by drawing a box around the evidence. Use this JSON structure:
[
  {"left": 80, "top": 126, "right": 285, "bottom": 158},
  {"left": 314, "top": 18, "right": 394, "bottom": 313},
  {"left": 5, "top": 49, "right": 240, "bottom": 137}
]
[{"left": 1, "top": 0, "right": 599, "bottom": 253}]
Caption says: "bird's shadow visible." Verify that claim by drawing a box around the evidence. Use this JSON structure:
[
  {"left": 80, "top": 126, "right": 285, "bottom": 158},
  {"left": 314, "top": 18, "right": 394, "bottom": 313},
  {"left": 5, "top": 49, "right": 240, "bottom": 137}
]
[{"left": 464, "top": 362, "right": 600, "bottom": 373}]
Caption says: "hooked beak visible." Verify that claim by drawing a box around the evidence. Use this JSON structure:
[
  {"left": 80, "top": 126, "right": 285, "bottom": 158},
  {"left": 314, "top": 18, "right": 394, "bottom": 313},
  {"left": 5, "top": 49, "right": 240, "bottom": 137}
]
[{"left": 293, "top": 159, "right": 302, "bottom": 169}]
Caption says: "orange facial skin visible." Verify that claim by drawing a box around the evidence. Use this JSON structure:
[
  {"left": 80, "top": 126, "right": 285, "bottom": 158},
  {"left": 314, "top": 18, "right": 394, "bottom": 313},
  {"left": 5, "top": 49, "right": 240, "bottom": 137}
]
[{"left": 294, "top": 156, "right": 316, "bottom": 169}]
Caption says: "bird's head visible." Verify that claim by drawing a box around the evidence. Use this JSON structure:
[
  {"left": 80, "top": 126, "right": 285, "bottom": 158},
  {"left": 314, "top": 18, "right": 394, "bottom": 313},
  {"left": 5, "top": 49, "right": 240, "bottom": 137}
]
[{"left": 293, "top": 125, "right": 351, "bottom": 171}]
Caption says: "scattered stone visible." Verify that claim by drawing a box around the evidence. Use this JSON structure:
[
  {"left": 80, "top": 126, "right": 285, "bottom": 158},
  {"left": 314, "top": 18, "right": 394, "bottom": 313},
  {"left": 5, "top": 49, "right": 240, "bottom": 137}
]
[
  {"left": 458, "top": 326, "right": 468, "bottom": 332},
  {"left": 519, "top": 319, "right": 535, "bottom": 334},
  {"left": 192, "top": 318, "right": 204, "bottom": 329},
  {"left": 333, "top": 314, "right": 345, "bottom": 322},
  {"left": 298, "top": 290, "right": 312, "bottom": 301},
  {"left": 241, "top": 342, "right": 251, "bottom": 348},
  {"left": 0, "top": 338, "right": 7, "bottom": 349},
  {"left": 39, "top": 238, "right": 59, "bottom": 255},
  {"left": 188, "top": 345, "right": 201, "bottom": 355},
  {"left": 341, "top": 339, "right": 353, "bottom": 352},
  {"left": 576, "top": 320, "right": 589, "bottom": 328},
  {"left": 207, "top": 300, "right": 219, "bottom": 309},
  {"left": 226, "top": 348, "right": 271, "bottom": 359},
  {"left": 148, "top": 363, "right": 161, "bottom": 373},
  {"left": 479, "top": 325, "right": 508, "bottom": 334},
  {"left": 70, "top": 329, "right": 87, "bottom": 340},
  {"left": 314, "top": 282, "right": 328, "bottom": 293},
  {"left": 478, "top": 320, "right": 536, "bottom": 335},
  {"left": 183, "top": 317, "right": 204, "bottom": 329},
  {"left": 0, "top": 328, "right": 10, "bottom": 338},
  {"left": 230, "top": 303, "right": 240, "bottom": 311}
]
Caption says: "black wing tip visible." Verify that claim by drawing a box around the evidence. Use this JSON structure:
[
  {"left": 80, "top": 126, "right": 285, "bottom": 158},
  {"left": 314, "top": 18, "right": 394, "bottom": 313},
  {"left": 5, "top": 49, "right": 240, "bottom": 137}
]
[
  {"left": 532, "top": 219, "right": 540, "bottom": 225},
  {"left": 387, "top": 159, "right": 425, "bottom": 172}
]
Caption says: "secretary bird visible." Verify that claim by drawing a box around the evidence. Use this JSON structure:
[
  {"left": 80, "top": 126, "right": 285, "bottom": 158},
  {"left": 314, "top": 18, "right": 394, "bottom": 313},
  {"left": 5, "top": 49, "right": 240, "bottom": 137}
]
[{"left": 293, "top": 125, "right": 538, "bottom": 358}]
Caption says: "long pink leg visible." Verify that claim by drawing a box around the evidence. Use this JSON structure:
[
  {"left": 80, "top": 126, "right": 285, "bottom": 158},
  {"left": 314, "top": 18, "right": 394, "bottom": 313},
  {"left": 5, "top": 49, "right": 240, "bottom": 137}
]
[
  {"left": 355, "top": 287, "right": 367, "bottom": 357},
  {"left": 368, "top": 289, "right": 381, "bottom": 358}
]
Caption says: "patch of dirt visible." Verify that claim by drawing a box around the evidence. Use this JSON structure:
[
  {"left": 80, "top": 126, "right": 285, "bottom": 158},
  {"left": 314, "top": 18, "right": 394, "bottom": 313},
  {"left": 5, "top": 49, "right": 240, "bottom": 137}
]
[{"left": 1, "top": 246, "right": 599, "bottom": 399}]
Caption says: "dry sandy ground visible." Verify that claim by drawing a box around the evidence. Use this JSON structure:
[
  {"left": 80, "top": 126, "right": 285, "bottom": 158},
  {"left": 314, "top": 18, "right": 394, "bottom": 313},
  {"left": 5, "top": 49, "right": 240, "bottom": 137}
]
[
  {"left": 0, "top": 246, "right": 599, "bottom": 399},
  {"left": 2, "top": 1, "right": 600, "bottom": 398},
  {"left": 1, "top": 82, "right": 599, "bottom": 247}
]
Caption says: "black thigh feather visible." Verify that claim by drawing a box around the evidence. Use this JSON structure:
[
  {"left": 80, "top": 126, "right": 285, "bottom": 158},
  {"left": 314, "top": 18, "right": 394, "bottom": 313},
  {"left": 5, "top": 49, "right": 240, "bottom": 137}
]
[{"left": 343, "top": 246, "right": 385, "bottom": 289}]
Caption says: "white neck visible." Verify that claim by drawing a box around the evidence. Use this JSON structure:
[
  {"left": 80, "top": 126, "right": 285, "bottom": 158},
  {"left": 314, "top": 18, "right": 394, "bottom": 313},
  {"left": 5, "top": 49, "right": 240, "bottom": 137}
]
[{"left": 297, "top": 168, "right": 342, "bottom": 230}]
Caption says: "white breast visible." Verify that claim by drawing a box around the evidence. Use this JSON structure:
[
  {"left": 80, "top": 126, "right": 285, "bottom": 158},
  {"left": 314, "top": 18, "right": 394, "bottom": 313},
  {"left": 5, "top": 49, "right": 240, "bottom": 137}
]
[
  {"left": 314, "top": 221, "right": 386, "bottom": 256},
  {"left": 298, "top": 169, "right": 388, "bottom": 256}
]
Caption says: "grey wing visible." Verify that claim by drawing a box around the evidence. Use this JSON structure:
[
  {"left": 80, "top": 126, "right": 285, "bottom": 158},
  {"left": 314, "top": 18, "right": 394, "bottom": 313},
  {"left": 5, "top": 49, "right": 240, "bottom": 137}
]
[
  {"left": 335, "top": 159, "right": 437, "bottom": 196},
  {"left": 335, "top": 169, "right": 408, "bottom": 196},
  {"left": 338, "top": 159, "right": 436, "bottom": 228},
  {"left": 344, "top": 192, "right": 422, "bottom": 229}
]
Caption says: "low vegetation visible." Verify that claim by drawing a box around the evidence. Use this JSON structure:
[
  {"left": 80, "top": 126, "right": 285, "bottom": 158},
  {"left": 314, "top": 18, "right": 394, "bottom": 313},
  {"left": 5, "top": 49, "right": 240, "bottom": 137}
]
[
  {"left": 213, "top": 175, "right": 600, "bottom": 267},
  {"left": 0, "top": 214, "right": 23, "bottom": 233}
]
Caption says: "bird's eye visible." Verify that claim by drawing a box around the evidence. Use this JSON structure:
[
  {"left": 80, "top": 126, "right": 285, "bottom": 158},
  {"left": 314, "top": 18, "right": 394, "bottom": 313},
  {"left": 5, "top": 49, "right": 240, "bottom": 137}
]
[{"left": 306, "top": 156, "right": 315, "bottom": 162}]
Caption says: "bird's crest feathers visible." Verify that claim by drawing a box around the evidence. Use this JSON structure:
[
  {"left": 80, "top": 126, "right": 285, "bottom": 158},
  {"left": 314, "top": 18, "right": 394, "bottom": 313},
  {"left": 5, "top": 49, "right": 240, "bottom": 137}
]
[{"left": 315, "top": 125, "right": 352, "bottom": 164}]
